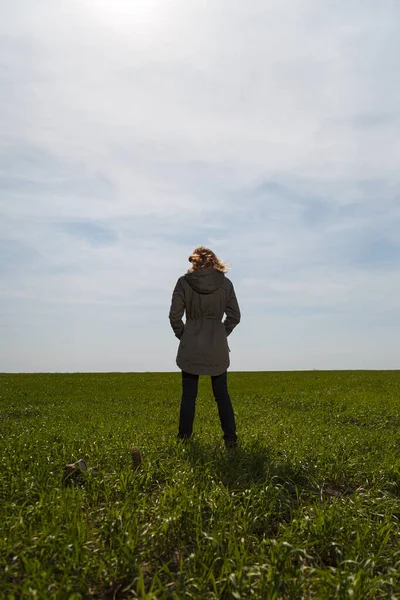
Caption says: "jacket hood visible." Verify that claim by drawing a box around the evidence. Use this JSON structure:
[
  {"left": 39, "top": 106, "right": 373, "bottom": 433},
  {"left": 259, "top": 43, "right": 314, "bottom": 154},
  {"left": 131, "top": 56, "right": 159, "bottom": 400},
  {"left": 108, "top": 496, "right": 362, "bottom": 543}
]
[{"left": 184, "top": 269, "right": 225, "bottom": 294}]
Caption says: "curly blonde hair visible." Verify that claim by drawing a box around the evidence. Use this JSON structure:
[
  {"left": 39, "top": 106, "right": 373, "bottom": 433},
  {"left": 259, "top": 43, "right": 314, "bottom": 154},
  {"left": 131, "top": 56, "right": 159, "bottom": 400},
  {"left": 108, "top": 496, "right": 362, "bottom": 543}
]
[{"left": 187, "top": 246, "right": 230, "bottom": 273}]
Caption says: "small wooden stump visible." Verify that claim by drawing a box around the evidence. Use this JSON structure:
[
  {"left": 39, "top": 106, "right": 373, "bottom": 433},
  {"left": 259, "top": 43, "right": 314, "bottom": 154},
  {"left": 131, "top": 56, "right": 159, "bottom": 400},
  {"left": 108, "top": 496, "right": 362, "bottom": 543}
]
[{"left": 131, "top": 447, "right": 142, "bottom": 470}]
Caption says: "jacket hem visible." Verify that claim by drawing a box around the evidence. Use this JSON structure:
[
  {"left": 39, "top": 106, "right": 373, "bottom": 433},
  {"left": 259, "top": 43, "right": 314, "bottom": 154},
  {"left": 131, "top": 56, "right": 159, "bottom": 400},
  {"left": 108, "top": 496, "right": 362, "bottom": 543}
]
[{"left": 176, "top": 359, "right": 230, "bottom": 377}]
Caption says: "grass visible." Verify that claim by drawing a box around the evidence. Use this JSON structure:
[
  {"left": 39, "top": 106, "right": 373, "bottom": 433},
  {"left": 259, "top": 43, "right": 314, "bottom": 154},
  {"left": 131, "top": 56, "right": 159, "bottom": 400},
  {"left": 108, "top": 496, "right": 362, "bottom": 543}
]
[{"left": 1, "top": 370, "right": 400, "bottom": 599}]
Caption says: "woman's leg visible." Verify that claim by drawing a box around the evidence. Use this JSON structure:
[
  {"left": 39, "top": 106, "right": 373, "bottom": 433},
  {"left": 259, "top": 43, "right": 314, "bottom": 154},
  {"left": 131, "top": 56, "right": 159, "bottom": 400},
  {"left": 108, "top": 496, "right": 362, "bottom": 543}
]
[
  {"left": 178, "top": 371, "right": 199, "bottom": 439},
  {"left": 211, "top": 371, "right": 237, "bottom": 446}
]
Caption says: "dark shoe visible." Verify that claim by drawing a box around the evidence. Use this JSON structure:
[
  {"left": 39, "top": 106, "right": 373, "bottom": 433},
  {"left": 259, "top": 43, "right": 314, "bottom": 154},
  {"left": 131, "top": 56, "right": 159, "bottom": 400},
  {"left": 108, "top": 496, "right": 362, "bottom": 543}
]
[{"left": 225, "top": 440, "right": 238, "bottom": 448}]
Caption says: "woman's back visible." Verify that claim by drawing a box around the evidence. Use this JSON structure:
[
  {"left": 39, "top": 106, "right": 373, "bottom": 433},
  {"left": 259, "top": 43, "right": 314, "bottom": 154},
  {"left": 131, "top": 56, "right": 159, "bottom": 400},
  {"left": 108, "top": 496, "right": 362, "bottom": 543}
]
[{"left": 169, "top": 251, "right": 240, "bottom": 376}]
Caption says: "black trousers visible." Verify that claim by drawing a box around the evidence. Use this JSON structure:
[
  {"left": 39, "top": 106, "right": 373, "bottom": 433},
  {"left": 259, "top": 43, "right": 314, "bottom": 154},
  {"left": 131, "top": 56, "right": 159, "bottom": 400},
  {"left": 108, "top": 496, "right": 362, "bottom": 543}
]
[{"left": 178, "top": 370, "right": 237, "bottom": 445}]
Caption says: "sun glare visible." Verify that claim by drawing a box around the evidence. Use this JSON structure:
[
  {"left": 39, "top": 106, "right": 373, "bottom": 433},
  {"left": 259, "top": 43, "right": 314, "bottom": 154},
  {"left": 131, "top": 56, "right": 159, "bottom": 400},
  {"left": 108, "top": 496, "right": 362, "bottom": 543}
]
[{"left": 84, "top": 0, "right": 166, "bottom": 29}]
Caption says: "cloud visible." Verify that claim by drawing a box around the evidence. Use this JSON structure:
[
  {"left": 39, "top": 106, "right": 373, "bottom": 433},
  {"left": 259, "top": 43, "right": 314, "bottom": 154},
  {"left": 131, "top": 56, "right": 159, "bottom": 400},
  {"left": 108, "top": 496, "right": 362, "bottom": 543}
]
[
  {"left": 58, "top": 221, "right": 119, "bottom": 248},
  {"left": 1, "top": 0, "right": 400, "bottom": 370}
]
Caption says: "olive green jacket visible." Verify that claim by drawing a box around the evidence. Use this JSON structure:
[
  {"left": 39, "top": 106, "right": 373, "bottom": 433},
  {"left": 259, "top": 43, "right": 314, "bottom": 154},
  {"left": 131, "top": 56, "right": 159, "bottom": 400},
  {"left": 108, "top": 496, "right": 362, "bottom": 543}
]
[{"left": 169, "top": 269, "right": 241, "bottom": 375}]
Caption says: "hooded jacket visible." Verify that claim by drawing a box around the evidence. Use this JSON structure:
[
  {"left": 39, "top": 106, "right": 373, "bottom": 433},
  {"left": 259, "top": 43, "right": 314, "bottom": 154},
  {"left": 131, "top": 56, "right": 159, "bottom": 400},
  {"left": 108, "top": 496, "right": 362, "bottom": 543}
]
[{"left": 169, "top": 269, "right": 241, "bottom": 376}]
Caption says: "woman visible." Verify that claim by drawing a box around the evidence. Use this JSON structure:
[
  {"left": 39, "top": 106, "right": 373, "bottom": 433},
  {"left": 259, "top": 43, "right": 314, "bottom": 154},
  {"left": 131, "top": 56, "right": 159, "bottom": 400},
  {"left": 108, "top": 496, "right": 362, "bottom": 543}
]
[{"left": 169, "top": 246, "right": 241, "bottom": 448}]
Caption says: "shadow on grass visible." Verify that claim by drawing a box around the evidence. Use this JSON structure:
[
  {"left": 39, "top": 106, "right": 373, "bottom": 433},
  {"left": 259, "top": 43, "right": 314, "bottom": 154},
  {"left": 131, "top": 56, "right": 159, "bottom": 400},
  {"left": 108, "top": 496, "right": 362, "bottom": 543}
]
[
  {"left": 180, "top": 437, "right": 311, "bottom": 495},
  {"left": 178, "top": 437, "right": 358, "bottom": 502}
]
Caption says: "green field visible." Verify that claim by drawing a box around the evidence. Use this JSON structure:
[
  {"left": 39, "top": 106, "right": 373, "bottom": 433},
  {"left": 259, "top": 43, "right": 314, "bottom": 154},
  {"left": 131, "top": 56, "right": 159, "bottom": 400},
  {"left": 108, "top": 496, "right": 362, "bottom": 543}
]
[{"left": 1, "top": 371, "right": 400, "bottom": 599}]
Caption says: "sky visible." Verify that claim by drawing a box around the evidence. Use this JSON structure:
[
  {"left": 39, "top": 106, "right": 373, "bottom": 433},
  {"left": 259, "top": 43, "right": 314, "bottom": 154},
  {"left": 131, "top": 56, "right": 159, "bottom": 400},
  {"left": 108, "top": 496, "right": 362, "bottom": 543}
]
[{"left": 1, "top": 0, "right": 400, "bottom": 372}]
